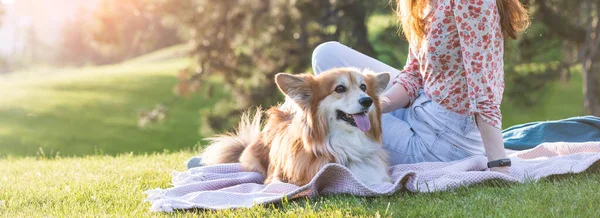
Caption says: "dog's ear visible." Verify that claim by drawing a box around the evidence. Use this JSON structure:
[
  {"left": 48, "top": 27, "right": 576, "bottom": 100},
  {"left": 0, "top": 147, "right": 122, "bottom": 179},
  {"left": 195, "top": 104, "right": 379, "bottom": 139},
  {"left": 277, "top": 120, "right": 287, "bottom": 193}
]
[
  {"left": 373, "top": 72, "right": 390, "bottom": 96},
  {"left": 275, "top": 73, "right": 312, "bottom": 106}
]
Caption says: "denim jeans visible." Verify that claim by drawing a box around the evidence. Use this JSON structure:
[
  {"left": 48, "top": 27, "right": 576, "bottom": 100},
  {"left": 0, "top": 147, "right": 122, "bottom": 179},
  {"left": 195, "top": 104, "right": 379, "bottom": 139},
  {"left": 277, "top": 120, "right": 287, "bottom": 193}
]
[{"left": 312, "top": 41, "right": 485, "bottom": 165}]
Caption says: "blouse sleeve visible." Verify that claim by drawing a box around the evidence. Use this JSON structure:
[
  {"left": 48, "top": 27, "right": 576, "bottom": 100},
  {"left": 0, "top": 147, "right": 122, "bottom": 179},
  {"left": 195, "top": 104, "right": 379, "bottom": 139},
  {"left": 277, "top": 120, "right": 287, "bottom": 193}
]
[
  {"left": 393, "top": 47, "right": 423, "bottom": 106},
  {"left": 452, "top": 0, "right": 505, "bottom": 129}
]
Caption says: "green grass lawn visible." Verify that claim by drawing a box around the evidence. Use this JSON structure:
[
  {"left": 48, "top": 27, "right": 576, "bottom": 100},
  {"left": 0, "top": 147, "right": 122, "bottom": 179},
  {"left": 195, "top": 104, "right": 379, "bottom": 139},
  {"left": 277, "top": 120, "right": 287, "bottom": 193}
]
[
  {"left": 0, "top": 55, "right": 230, "bottom": 157},
  {"left": 1, "top": 152, "right": 599, "bottom": 217}
]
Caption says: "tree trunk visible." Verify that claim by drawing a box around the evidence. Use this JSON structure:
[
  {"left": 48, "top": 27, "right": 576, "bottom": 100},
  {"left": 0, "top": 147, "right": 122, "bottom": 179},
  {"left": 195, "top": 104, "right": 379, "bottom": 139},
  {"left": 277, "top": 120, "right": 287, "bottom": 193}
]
[
  {"left": 583, "top": 58, "right": 600, "bottom": 116},
  {"left": 344, "top": 3, "right": 376, "bottom": 57},
  {"left": 581, "top": 1, "right": 600, "bottom": 116}
]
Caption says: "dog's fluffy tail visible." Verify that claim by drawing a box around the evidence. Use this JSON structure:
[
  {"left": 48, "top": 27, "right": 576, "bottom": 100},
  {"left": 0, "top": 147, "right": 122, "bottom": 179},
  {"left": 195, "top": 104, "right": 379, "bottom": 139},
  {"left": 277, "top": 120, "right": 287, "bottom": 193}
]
[{"left": 200, "top": 108, "right": 262, "bottom": 165}]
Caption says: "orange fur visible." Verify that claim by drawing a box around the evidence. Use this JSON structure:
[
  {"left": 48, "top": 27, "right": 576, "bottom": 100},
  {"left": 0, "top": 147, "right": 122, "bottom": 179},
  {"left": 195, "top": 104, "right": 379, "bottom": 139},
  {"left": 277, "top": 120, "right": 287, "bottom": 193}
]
[
  {"left": 365, "top": 73, "right": 384, "bottom": 143},
  {"left": 200, "top": 68, "right": 390, "bottom": 186}
]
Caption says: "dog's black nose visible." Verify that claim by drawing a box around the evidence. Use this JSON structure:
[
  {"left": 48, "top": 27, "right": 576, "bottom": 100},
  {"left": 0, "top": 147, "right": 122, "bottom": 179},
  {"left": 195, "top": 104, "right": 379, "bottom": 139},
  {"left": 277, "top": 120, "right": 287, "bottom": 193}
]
[{"left": 359, "top": 97, "right": 373, "bottom": 107}]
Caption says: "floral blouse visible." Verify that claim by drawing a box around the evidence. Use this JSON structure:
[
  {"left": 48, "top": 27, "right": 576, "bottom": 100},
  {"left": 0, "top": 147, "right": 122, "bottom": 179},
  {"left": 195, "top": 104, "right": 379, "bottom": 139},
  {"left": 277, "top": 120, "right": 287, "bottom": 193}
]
[{"left": 393, "top": 0, "right": 504, "bottom": 129}]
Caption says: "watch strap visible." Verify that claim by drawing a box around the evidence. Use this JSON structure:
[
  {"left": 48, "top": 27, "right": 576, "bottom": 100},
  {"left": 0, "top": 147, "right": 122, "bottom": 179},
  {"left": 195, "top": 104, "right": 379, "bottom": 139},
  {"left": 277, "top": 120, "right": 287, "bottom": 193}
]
[{"left": 487, "top": 158, "right": 511, "bottom": 168}]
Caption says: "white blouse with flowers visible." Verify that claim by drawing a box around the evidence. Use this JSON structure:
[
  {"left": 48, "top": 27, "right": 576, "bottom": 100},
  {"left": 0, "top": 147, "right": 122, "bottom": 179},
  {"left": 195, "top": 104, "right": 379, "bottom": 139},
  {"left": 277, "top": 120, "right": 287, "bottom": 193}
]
[{"left": 393, "top": 0, "right": 504, "bottom": 129}]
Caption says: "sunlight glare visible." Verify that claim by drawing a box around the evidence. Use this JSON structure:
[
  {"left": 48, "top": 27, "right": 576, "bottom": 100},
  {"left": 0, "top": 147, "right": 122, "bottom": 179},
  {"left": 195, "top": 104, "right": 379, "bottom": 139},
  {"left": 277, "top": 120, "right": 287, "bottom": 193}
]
[{"left": 2, "top": 0, "right": 15, "bottom": 4}]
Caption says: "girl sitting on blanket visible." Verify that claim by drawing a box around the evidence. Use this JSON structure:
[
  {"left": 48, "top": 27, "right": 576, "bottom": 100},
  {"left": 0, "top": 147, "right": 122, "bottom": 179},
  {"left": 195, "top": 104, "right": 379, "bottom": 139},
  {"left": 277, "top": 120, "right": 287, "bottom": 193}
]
[{"left": 311, "top": 0, "right": 529, "bottom": 173}]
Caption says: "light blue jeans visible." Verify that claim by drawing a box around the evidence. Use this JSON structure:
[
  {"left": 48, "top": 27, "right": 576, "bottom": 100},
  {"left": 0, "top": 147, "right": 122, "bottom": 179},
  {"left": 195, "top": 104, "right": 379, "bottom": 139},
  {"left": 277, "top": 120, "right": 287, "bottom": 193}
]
[{"left": 312, "top": 41, "right": 486, "bottom": 165}]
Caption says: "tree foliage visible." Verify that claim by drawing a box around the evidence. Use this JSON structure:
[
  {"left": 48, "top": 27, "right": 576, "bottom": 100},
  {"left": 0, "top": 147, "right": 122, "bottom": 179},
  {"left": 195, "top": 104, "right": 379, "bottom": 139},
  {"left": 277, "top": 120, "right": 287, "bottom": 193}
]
[
  {"left": 91, "top": 0, "right": 181, "bottom": 63},
  {"left": 59, "top": 8, "right": 102, "bottom": 66},
  {"left": 156, "top": 0, "right": 390, "bottom": 131},
  {"left": 527, "top": 0, "right": 600, "bottom": 115},
  {"left": 141, "top": 0, "right": 600, "bottom": 132},
  {"left": 56, "top": 0, "right": 182, "bottom": 66}
]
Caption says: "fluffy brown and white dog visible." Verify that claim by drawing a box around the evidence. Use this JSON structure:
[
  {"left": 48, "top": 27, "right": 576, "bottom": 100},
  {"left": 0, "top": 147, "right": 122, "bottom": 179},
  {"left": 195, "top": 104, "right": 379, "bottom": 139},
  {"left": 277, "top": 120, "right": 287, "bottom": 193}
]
[{"left": 200, "top": 68, "right": 392, "bottom": 186}]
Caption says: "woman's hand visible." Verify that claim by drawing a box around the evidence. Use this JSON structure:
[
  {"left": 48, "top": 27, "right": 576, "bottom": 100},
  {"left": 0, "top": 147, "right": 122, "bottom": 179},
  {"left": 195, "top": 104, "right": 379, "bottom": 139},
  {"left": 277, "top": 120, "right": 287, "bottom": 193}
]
[
  {"left": 381, "top": 84, "right": 411, "bottom": 113},
  {"left": 490, "top": 166, "right": 510, "bottom": 175}
]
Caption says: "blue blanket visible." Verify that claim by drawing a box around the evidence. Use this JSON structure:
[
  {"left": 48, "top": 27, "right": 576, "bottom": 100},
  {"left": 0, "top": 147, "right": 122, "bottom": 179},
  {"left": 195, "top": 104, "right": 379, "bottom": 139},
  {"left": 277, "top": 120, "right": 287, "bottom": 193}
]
[{"left": 503, "top": 116, "right": 600, "bottom": 150}]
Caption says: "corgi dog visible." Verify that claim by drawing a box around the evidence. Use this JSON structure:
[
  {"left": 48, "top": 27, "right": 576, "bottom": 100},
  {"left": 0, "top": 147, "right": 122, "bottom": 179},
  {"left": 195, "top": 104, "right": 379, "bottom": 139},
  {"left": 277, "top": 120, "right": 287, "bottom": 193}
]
[{"left": 200, "top": 68, "right": 392, "bottom": 186}]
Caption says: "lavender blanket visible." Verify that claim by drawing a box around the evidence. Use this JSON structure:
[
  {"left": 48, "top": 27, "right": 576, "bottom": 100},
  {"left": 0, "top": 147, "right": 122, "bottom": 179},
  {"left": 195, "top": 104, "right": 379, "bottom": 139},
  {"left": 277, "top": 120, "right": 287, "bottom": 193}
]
[{"left": 145, "top": 142, "right": 600, "bottom": 212}]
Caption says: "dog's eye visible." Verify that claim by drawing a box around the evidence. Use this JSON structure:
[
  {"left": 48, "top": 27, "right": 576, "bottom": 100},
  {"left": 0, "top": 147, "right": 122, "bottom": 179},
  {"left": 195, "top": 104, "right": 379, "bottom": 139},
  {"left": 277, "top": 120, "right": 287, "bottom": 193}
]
[
  {"left": 360, "top": 84, "right": 367, "bottom": 91},
  {"left": 334, "top": 85, "right": 346, "bottom": 93}
]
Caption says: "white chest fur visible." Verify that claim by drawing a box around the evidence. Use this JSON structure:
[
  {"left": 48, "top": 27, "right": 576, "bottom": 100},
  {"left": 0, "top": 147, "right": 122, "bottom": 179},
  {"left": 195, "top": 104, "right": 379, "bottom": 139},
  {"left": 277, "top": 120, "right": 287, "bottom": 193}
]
[{"left": 326, "top": 127, "right": 391, "bottom": 186}]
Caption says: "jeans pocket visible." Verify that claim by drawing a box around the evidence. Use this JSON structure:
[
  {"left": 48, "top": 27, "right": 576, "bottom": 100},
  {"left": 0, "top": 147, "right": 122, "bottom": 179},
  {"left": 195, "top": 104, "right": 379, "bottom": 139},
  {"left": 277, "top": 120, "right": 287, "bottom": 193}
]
[
  {"left": 381, "top": 114, "right": 418, "bottom": 157},
  {"left": 449, "top": 144, "right": 473, "bottom": 161},
  {"left": 412, "top": 104, "right": 445, "bottom": 134},
  {"left": 409, "top": 96, "right": 479, "bottom": 162},
  {"left": 427, "top": 136, "right": 473, "bottom": 162}
]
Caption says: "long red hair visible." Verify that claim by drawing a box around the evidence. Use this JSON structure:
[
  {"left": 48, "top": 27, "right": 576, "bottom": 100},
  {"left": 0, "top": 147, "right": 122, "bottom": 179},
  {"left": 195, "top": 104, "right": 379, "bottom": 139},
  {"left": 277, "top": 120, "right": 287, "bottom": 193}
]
[{"left": 395, "top": 0, "right": 530, "bottom": 45}]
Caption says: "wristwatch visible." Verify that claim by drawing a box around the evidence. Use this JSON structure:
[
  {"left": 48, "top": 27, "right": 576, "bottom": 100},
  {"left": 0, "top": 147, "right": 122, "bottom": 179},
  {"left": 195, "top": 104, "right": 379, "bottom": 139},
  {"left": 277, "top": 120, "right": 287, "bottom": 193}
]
[{"left": 487, "top": 158, "right": 511, "bottom": 168}]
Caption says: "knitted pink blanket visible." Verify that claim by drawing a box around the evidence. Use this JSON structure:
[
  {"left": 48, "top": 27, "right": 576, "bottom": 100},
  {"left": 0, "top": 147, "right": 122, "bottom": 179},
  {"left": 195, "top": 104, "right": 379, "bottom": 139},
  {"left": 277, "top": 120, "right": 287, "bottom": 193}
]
[{"left": 145, "top": 142, "right": 600, "bottom": 212}]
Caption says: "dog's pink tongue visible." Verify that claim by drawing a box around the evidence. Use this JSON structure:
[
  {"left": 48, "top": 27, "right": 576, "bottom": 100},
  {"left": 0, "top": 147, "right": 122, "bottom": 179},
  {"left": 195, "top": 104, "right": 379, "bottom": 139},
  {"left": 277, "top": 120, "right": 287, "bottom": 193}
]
[{"left": 352, "top": 113, "right": 371, "bottom": 132}]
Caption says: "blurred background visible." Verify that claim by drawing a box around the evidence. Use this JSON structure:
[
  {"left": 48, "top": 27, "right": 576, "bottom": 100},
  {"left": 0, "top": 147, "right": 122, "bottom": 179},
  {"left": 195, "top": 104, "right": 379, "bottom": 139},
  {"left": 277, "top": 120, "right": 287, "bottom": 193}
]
[{"left": 0, "top": 0, "right": 598, "bottom": 157}]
